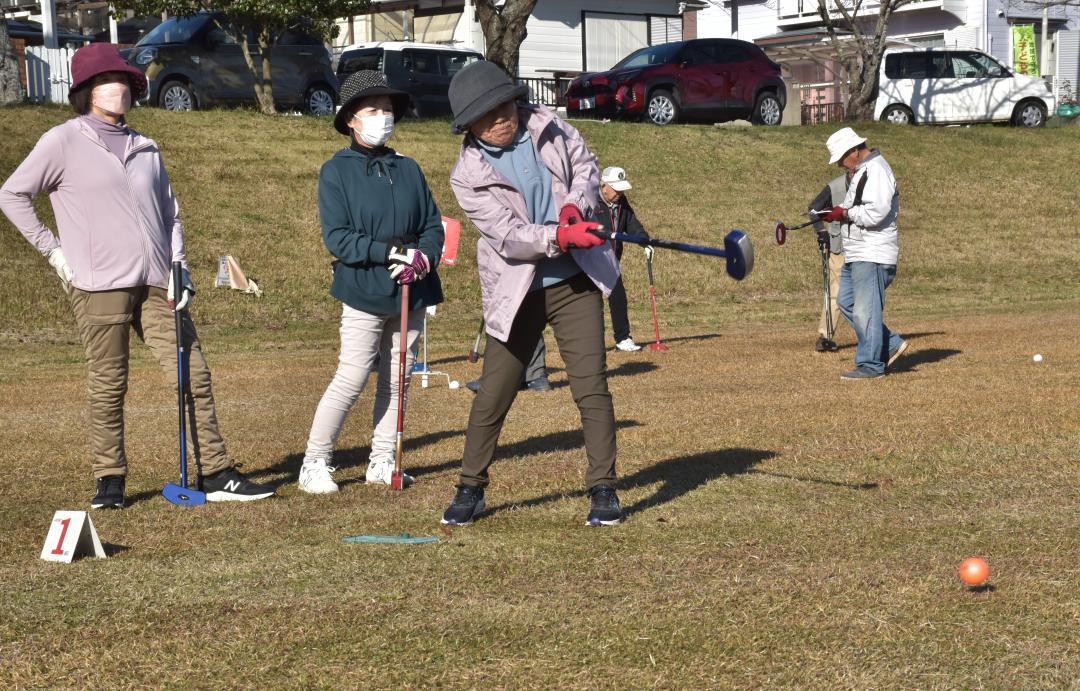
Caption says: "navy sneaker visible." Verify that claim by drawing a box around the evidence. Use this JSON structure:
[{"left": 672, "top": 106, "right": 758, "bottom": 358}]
[
  {"left": 199, "top": 467, "right": 275, "bottom": 502},
  {"left": 840, "top": 366, "right": 883, "bottom": 380},
  {"left": 586, "top": 485, "right": 623, "bottom": 527},
  {"left": 465, "top": 380, "right": 480, "bottom": 393},
  {"left": 91, "top": 475, "right": 125, "bottom": 509},
  {"left": 441, "top": 485, "right": 486, "bottom": 526}
]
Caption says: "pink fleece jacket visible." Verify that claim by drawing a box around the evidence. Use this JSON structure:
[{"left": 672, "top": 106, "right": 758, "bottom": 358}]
[
  {"left": 0, "top": 116, "right": 186, "bottom": 292},
  {"left": 450, "top": 104, "right": 619, "bottom": 341}
]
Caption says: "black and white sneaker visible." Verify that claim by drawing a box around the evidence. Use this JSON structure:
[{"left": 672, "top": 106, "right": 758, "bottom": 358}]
[
  {"left": 199, "top": 467, "right": 275, "bottom": 502},
  {"left": 441, "top": 485, "right": 485, "bottom": 526},
  {"left": 91, "top": 475, "right": 125, "bottom": 509},
  {"left": 586, "top": 485, "right": 623, "bottom": 527}
]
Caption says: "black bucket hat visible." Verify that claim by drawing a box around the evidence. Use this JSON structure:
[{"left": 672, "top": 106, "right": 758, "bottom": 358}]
[
  {"left": 449, "top": 60, "right": 529, "bottom": 134},
  {"left": 333, "top": 70, "right": 410, "bottom": 135}
]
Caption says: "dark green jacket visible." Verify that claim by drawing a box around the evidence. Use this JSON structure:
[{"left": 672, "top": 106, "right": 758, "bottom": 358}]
[{"left": 318, "top": 146, "right": 444, "bottom": 314}]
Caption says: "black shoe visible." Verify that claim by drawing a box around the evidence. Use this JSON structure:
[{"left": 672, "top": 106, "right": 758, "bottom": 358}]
[
  {"left": 586, "top": 485, "right": 623, "bottom": 527},
  {"left": 815, "top": 336, "right": 837, "bottom": 352},
  {"left": 465, "top": 379, "right": 480, "bottom": 393},
  {"left": 91, "top": 475, "right": 125, "bottom": 509},
  {"left": 441, "top": 485, "right": 486, "bottom": 526},
  {"left": 522, "top": 376, "right": 552, "bottom": 392},
  {"left": 199, "top": 467, "right": 275, "bottom": 502}
]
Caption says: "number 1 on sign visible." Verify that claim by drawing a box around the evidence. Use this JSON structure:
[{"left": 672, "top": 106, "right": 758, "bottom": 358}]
[{"left": 50, "top": 517, "right": 72, "bottom": 555}]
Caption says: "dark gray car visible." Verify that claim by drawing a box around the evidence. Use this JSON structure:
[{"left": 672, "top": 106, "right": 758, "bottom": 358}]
[{"left": 127, "top": 13, "right": 338, "bottom": 114}]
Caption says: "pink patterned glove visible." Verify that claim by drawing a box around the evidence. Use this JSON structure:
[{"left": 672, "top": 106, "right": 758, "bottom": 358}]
[{"left": 388, "top": 247, "right": 430, "bottom": 284}]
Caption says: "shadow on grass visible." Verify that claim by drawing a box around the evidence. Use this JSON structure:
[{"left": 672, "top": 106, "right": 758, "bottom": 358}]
[
  {"left": 889, "top": 347, "right": 961, "bottom": 374},
  {"left": 747, "top": 469, "right": 878, "bottom": 490},
  {"left": 248, "top": 428, "right": 465, "bottom": 489},
  {"left": 482, "top": 447, "right": 776, "bottom": 520},
  {"left": 405, "top": 419, "right": 644, "bottom": 479},
  {"left": 103, "top": 542, "right": 130, "bottom": 557},
  {"left": 829, "top": 330, "right": 946, "bottom": 353},
  {"left": 549, "top": 360, "right": 659, "bottom": 389}
]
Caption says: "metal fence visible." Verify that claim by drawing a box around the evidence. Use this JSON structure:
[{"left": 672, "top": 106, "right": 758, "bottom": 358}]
[
  {"left": 516, "top": 76, "right": 570, "bottom": 107},
  {"left": 25, "top": 45, "right": 73, "bottom": 103}
]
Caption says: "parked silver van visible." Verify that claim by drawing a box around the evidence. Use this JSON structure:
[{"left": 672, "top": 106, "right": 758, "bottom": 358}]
[{"left": 874, "top": 48, "right": 1055, "bottom": 127}]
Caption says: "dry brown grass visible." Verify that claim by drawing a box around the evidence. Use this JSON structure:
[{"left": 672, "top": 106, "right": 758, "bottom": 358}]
[{"left": 0, "top": 107, "right": 1078, "bottom": 688}]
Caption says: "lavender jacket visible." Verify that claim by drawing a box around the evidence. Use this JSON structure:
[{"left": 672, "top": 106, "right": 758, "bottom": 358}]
[
  {"left": 450, "top": 104, "right": 619, "bottom": 341},
  {"left": 0, "top": 117, "right": 185, "bottom": 292}
]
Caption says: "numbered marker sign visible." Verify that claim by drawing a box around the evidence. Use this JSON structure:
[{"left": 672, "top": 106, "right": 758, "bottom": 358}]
[{"left": 40, "top": 511, "right": 106, "bottom": 563}]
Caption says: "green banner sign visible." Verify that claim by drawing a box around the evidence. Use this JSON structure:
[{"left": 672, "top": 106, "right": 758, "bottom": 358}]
[{"left": 1012, "top": 25, "right": 1039, "bottom": 76}]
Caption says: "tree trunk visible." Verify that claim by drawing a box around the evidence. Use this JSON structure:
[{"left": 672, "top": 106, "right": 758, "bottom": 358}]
[
  {"left": 0, "top": 20, "right": 25, "bottom": 105},
  {"left": 474, "top": 0, "right": 537, "bottom": 78},
  {"left": 240, "top": 32, "right": 276, "bottom": 115}
]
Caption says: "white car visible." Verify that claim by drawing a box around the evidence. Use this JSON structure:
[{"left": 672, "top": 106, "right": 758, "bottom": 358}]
[{"left": 875, "top": 48, "right": 1055, "bottom": 127}]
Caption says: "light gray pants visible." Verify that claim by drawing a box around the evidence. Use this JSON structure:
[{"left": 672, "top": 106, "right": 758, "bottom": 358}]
[{"left": 305, "top": 303, "right": 423, "bottom": 467}]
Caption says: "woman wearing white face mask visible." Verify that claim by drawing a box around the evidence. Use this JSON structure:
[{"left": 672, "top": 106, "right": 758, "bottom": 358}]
[
  {"left": 296, "top": 70, "right": 445, "bottom": 493},
  {"left": 0, "top": 43, "right": 276, "bottom": 508}
]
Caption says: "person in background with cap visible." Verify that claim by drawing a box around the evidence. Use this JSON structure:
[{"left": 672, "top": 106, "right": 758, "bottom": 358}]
[
  {"left": 441, "top": 60, "right": 623, "bottom": 528},
  {"left": 296, "top": 70, "right": 444, "bottom": 494},
  {"left": 0, "top": 43, "right": 275, "bottom": 507},
  {"left": 818, "top": 127, "right": 908, "bottom": 379},
  {"left": 807, "top": 172, "right": 849, "bottom": 353},
  {"left": 598, "top": 166, "right": 651, "bottom": 352}
]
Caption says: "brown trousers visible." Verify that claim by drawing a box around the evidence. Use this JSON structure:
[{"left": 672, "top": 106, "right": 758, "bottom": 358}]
[
  {"left": 70, "top": 286, "right": 231, "bottom": 479},
  {"left": 460, "top": 273, "right": 617, "bottom": 489}
]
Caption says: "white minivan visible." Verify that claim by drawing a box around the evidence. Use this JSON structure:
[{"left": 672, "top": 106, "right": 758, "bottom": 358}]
[{"left": 874, "top": 48, "right": 1055, "bottom": 127}]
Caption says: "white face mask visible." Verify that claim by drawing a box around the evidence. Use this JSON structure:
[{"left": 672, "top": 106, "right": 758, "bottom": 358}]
[
  {"left": 91, "top": 82, "right": 131, "bottom": 117},
  {"left": 353, "top": 113, "right": 394, "bottom": 147}
]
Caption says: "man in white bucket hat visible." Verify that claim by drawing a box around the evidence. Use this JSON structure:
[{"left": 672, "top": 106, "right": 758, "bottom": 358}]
[{"left": 818, "top": 127, "right": 908, "bottom": 379}]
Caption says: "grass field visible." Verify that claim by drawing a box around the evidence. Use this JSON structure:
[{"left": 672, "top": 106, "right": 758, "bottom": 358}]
[{"left": 1, "top": 106, "right": 1078, "bottom": 687}]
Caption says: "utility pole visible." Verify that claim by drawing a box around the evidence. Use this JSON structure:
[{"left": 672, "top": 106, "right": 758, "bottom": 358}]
[{"left": 41, "top": 0, "right": 58, "bottom": 49}]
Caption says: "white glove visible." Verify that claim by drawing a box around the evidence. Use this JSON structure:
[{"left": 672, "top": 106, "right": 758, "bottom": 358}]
[
  {"left": 167, "top": 268, "right": 195, "bottom": 311},
  {"left": 47, "top": 247, "right": 73, "bottom": 291},
  {"left": 643, "top": 245, "right": 654, "bottom": 261}
]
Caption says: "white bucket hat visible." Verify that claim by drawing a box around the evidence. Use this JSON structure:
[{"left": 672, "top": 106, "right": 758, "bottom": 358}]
[
  {"left": 601, "top": 166, "right": 632, "bottom": 191},
  {"left": 826, "top": 127, "right": 867, "bottom": 164}
]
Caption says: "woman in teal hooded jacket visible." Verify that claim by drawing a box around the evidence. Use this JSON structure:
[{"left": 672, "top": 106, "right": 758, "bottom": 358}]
[{"left": 298, "top": 71, "right": 444, "bottom": 494}]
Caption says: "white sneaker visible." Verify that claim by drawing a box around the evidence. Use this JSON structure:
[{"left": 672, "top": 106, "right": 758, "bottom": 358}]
[
  {"left": 366, "top": 460, "right": 415, "bottom": 487},
  {"left": 615, "top": 338, "right": 642, "bottom": 352},
  {"left": 298, "top": 456, "right": 339, "bottom": 494}
]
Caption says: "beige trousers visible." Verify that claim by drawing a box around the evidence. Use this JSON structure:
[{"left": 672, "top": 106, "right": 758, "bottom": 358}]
[
  {"left": 70, "top": 286, "right": 232, "bottom": 479},
  {"left": 818, "top": 252, "right": 845, "bottom": 338}
]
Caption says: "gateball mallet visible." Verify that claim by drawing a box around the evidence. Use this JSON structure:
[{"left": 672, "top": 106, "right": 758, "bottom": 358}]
[
  {"left": 391, "top": 283, "right": 410, "bottom": 491},
  {"left": 467, "top": 316, "right": 484, "bottom": 363},
  {"left": 588, "top": 228, "right": 754, "bottom": 280},
  {"left": 775, "top": 209, "right": 827, "bottom": 246},
  {"left": 162, "top": 261, "right": 206, "bottom": 507},
  {"left": 644, "top": 249, "right": 669, "bottom": 352}
]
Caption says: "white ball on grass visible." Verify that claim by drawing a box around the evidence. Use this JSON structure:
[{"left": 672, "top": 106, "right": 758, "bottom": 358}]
[
  {"left": 449, "top": 380, "right": 460, "bottom": 389},
  {"left": 1033, "top": 354, "right": 1043, "bottom": 362}
]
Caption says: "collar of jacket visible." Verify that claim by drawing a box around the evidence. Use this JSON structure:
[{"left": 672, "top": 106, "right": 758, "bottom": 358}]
[
  {"left": 75, "top": 117, "right": 154, "bottom": 160},
  {"left": 454, "top": 103, "right": 556, "bottom": 190},
  {"left": 342, "top": 141, "right": 399, "bottom": 180}
]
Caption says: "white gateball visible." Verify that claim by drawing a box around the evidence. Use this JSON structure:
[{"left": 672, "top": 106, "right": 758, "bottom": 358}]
[
  {"left": 449, "top": 380, "right": 460, "bottom": 389},
  {"left": 1033, "top": 354, "right": 1043, "bottom": 362}
]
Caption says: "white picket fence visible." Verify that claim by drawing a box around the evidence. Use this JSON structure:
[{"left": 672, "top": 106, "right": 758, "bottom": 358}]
[{"left": 26, "top": 46, "right": 74, "bottom": 104}]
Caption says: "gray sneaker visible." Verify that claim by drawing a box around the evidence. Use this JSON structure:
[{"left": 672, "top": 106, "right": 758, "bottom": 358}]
[
  {"left": 887, "top": 340, "right": 909, "bottom": 368},
  {"left": 840, "top": 366, "right": 883, "bottom": 380}
]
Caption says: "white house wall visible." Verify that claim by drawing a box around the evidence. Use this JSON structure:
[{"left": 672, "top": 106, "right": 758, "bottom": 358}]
[
  {"left": 697, "top": 0, "right": 783, "bottom": 42},
  {"left": 517, "top": 0, "right": 684, "bottom": 77}
]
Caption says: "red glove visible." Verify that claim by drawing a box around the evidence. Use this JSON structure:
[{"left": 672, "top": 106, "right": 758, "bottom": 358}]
[
  {"left": 559, "top": 204, "right": 583, "bottom": 227},
  {"left": 557, "top": 221, "right": 604, "bottom": 253},
  {"left": 820, "top": 205, "right": 847, "bottom": 223}
]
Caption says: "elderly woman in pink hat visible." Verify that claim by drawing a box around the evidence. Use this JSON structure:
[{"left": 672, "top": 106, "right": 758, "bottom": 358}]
[{"left": 0, "top": 43, "right": 274, "bottom": 508}]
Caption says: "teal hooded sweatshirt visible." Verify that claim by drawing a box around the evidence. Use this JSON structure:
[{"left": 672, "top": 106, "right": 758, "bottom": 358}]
[{"left": 318, "top": 145, "right": 444, "bottom": 314}]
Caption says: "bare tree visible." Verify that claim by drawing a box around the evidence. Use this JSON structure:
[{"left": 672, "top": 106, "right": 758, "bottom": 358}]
[
  {"left": 473, "top": 0, "right": 538, "bottom": 77},
  {"left": 817, "top": 0, "right": 914, "bottom": 121}
]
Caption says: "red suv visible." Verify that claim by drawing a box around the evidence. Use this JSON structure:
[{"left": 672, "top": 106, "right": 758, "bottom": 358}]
[{"left": 565, "top": 39, "right": 786, "bottom": 126}]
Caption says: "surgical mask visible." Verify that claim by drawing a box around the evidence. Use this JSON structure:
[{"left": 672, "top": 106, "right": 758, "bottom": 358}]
[
  {"left": 91, "top": 82, "right": 131, "bottom": 116},
  {"left": 353, "top": 113, "right": 394, "bottom": 147}
]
